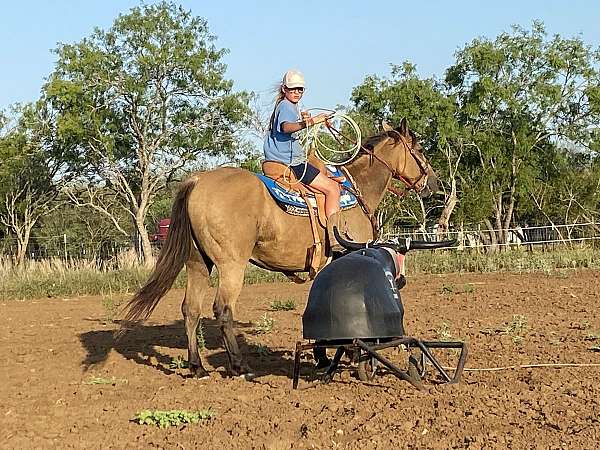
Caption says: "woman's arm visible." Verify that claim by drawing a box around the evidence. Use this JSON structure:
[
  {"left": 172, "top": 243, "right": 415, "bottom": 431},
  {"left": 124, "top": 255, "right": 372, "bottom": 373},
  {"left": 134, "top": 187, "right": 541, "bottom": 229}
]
[{"left": 281, "top": 113, "right": 330, "bottom": 134}]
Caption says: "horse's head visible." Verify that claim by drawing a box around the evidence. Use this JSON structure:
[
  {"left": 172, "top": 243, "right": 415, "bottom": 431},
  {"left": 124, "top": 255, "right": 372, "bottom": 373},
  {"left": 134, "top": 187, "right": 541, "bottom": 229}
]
[{"left": 373, "top": 119, "right": 438, "bottom": 198}]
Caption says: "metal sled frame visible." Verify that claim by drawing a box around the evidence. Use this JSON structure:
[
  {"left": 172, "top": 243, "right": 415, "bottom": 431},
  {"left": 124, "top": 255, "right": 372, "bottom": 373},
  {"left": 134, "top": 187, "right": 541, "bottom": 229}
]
[{"left": 292, "top": 337, "right": 468, "bottom": 390}]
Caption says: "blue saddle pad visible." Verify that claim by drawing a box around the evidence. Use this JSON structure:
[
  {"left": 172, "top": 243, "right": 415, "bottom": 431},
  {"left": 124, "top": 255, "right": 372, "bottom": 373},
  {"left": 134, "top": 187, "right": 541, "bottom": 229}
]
[{"left": 256, "top": 167, "right": 358, "bottom": 211}]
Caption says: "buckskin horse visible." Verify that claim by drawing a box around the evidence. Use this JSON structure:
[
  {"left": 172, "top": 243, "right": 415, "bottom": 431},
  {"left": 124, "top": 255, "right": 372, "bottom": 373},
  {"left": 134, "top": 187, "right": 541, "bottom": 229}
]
[{"left": 120, "top": 119, "right": 437, "bottom": 379}]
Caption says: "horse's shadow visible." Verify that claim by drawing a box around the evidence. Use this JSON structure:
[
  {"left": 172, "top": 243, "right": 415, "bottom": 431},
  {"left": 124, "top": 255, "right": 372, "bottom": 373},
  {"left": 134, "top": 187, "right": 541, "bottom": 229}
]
[{"left": 78, "top": 318, "right": 312, "bottom": 380}]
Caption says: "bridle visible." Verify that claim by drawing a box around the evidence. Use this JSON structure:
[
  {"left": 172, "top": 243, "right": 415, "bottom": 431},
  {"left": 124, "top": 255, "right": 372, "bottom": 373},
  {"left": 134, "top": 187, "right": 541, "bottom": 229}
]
[
  {"left": 325, "top": 124, "right": 431, "bottom": 195},
  {"left": 355, "top": 129, "right": 431, "bottom": 197},
  {"left": 324, "top": 124, "right": 432, "bottom": 238}
]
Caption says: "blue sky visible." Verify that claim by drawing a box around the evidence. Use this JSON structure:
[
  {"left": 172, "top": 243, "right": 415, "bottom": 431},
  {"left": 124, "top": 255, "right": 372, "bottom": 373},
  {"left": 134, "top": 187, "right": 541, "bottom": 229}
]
[{"left": 1, "top": 0, "right": 599, "bottom": 112}]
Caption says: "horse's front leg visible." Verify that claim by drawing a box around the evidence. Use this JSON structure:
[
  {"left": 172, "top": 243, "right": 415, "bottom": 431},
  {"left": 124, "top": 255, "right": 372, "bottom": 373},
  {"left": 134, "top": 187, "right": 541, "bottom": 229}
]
[{"left": 212, "top": 262, "right": 254, "bottom": 379}]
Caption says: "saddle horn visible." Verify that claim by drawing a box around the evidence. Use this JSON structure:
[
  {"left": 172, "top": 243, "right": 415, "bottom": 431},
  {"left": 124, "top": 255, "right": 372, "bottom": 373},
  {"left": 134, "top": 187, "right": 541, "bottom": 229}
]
[{"left": 333, "top": 226, "right": 456, "bottom": 254}]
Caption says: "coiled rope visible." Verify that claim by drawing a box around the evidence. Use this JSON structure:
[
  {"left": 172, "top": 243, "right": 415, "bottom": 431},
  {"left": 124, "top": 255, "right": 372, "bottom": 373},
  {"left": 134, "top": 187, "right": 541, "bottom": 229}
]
[
  {"left": 283, "top": 109, "right": 362, "bottom": 185},
  {"left": 300, "top": 109, "right": 362, "bottom": 166}
]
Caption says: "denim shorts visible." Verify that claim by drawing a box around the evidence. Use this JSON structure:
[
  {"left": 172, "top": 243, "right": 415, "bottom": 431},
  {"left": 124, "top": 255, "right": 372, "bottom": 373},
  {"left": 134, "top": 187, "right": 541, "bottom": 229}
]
[{"left": 290, "top": 162, "right": 320, "bottom": 184}]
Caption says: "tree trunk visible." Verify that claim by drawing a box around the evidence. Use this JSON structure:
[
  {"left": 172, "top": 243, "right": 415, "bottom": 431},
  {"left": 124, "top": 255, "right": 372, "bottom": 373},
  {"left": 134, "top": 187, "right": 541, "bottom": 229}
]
[
  {"left": 134, "top": 216, "right": 154, "bottom": 268},
  {"left": 15, "top": 239, "right": 26, "bottom": 266},
  {"left": 483, "top": 218, "right": 498, "bottom": 253},
  {"left": 494, "top": 193, "right": 504, "bottom": 246},
  {"left": 501, "top": 152, "right": 518, "bottom": 247},
  {"left": 437, "top": 179, "right": 458, "bottom": 239},
  {"left": 417, "top": 197, "right": 428, "bottom": 239}
]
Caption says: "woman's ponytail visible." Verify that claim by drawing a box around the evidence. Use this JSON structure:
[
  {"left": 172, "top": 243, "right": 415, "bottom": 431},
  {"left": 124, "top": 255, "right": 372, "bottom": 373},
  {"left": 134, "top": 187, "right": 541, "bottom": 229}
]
[{"left": 267, "top": 83, "right": 286, "bottom": 133}]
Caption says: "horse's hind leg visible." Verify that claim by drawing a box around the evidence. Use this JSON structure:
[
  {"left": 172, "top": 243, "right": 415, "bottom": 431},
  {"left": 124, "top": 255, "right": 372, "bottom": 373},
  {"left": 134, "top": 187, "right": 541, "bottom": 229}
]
[
  {"left": 182, "top": 250, "right": 213, "bottom": 378},
  {"left": 212, "top": 261, "right": 252, "bottom": 377}
]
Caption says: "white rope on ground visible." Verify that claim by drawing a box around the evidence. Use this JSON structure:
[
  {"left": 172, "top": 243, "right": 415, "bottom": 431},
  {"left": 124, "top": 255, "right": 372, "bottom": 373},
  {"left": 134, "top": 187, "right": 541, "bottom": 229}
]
[{"left": 442, "top": 362, "right": 600, "bottom": 372}]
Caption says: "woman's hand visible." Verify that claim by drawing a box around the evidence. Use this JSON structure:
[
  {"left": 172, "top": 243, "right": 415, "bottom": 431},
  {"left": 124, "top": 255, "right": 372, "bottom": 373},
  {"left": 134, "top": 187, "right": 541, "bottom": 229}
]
[
  {"left": 305, "top": 113, "right": 333, "bottom": 127},
  {"left": 312, "top": 113, "right": 331, "bottom": 125}
]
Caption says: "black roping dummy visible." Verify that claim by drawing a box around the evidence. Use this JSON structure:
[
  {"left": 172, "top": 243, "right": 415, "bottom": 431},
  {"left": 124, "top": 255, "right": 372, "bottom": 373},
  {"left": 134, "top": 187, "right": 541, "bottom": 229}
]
[
  {"left": 303, "top": 227, "right": 455, "bottom": 369},
  {"left": 302, "top": 246, "right": 407, "bottom": 341}
]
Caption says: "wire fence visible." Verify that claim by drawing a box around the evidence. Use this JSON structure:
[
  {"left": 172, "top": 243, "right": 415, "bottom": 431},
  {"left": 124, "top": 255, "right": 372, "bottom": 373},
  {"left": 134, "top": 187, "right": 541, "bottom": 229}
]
[
  {"left": 1, "top": 222, "right": 599, "bottom": 262},
  {"left": 0, "top": 233, "right": 150, "bottom": 262},
  {"left": 382, "top": 222, "right": 600, "bottom": 250}
]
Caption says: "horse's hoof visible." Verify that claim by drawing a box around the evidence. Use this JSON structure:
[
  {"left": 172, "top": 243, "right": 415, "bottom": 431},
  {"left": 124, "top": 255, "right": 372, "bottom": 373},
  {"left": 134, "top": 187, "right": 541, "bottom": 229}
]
[
  {"left": 189, "top": 365, "right": 210, "bottom": 379},
  {"left": 239, "top": 372, "right": 257, "bottom": 381}
]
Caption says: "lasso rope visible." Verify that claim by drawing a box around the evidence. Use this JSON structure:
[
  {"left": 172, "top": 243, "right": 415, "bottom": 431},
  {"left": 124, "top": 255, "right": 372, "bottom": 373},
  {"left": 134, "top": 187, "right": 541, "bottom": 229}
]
[
  {"left": 443, "top": 362, "right": 600, "bottom": 372},
  {"left": 283, "top": 109, "right": 362, "bottom": 185},
  {"left": 301, "top": 110, "right": 362, "bottom": 166}
]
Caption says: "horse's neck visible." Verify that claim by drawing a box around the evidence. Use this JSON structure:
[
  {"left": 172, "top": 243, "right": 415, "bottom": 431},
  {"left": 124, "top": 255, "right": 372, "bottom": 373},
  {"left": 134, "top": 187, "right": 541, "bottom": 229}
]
[{"left": 345, "top": 152, "right": 393, "bottom": 211}]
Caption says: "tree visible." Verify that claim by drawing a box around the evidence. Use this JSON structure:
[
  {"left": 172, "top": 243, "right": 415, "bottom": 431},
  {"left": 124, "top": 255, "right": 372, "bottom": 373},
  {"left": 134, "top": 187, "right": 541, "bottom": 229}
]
[
  {"left": 527, "top": 148, "right": 600, "bottom": 235},
  {"left": 350, "top": 23, "right": 600, "bottom": 246},
  {"left": 45, "top": 2, "right": 250, "bottom": 265},
  {"left": 0, "top": 103, "right": 66, "bottom": 265},
  {"left": 446, "top": 22, "right": 600, "bottom": 246},
  {"left": 34, "top": 193, "right": 133, "bottom": 260},
  {"left": 351, "top": 62, "right": 465, "bottom": 235}
]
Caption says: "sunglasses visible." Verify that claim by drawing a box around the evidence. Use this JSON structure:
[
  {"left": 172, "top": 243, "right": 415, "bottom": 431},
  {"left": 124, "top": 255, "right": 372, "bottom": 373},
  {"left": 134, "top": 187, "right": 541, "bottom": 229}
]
[{"left": 285, "top": 86, "right": 305, "bottom": 93}]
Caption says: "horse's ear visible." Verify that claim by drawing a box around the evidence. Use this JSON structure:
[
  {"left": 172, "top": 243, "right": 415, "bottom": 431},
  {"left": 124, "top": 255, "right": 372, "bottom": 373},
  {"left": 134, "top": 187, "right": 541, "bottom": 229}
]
[
  {"left": 381, "top": 120, "right": 393, "bottom": 132},
  {"left": 398, "top": 118, "right": 408, "bottom": 136}
]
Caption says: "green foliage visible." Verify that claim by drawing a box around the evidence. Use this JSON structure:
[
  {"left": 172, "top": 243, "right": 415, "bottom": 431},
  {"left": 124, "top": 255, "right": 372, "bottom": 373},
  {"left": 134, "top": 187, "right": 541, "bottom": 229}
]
[
  {"left": 169, "top": 356, "right": 189, "bottom": 370},
  {"left": 436, "top": 322, "right": 452, "bottom": 341},
  {"left": 33, "top": 198, "right": 132, "bottom": 259},
  {"left": 134, "top": 409, "right": 214, "bottom": 428},
  {"left": 503, "top": 314, "right": 529, "bottom": 345},
  {"left": 584, "top": 332, "right": 600, "bottom": 341},
  {"left": 249, "top": 343, "right": 272, "bottom": 356},
  {"left": 350, "top": 22, "right": 600, "bottom": 234},
  {"left": 243, "top": 265, "right": 289, "bottom": 284},
  {"left": 254, "top": 314, "right": 275, "bottom": 334},
  {"left": 440, "top": 284, "right": 454, "bottom": 296},
  {"left": 0, "top": 102, "right": 68, "bottom": 264},
  {"left": 270, "top": 298, "right": 296, "bottom": 311},
  {"left": 43, "top": 1, "right": 251, "bottom": 262},
  {"left": 440, "top": 283, "right": 476, "bottom": 296},
  {"left": 101, "top": 293, "right": 123, "bottom": 324}
]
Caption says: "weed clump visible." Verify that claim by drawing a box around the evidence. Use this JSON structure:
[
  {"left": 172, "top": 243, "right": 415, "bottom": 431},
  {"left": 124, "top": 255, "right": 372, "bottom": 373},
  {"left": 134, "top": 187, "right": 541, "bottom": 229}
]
[
  {"left": 270, "top": 298, "right": 296, "bottom": 311},
  {"left": 134, "top": 409, "right": 214, "bottom": 428}
]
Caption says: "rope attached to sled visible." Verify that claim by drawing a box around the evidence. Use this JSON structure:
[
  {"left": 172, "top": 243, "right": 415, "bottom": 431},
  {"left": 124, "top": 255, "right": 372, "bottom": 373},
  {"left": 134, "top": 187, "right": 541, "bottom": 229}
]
[{"left": 443, "top": 362, "right": 600, "bottom": 372}]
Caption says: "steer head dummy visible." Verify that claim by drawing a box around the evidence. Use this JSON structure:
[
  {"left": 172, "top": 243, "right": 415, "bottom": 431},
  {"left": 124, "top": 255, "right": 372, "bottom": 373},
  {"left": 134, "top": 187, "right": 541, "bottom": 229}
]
[{"left": 333, "top": 226, "right": 456, "bottom": 288}]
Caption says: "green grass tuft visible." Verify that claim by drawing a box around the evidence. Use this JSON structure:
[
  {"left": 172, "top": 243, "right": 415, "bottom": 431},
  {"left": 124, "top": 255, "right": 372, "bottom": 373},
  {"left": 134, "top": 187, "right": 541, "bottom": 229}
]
[
  {"left": 169, "top": 356, "right": 189, "bottom": 370},
  {"left": 270, "top": 298, "right": 297, "bottom": 311},
  {"left": 134, "top": 409, "right": 214, "bottom": 428},
  {"left": 254, "top": 314, "right": 275, "bottom": 334}
]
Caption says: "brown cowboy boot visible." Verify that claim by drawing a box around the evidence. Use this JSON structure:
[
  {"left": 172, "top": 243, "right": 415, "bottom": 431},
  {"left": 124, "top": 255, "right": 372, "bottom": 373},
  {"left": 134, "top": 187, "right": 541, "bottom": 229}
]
[{"left": 326, "top": 211, "right": 345, "bottom": 254}]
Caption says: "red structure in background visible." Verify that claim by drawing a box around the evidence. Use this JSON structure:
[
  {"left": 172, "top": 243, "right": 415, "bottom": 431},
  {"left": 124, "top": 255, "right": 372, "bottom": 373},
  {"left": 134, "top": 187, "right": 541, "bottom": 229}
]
[{"left": 151, "top": 218, "right": 171, "bottom": 244}]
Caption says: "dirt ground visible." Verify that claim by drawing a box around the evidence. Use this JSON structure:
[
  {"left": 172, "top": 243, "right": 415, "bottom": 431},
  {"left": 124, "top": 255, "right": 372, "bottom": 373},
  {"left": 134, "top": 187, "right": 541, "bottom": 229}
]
[{"left": 1, "top": 270, "right": 599, "bottom": 449}]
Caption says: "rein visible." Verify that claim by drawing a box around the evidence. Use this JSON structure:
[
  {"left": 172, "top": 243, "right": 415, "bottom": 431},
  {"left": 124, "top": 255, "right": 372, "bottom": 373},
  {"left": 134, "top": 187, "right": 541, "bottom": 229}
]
[
  {"left": 363, "top": 131, "right": 430, "bottom": 195},
  {"left": 323, "top": 125, "right": 432, "bottom": 238},
  {"left": 326, "top": 123, "right": 431, "bottom": 196}
]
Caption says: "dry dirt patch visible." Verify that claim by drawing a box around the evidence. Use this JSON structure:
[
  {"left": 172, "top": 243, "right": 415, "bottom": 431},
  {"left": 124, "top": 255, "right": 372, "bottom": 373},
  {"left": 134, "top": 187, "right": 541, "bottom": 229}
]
[{"left": 1, "top": 270, "right": 599, "bottom": 448}]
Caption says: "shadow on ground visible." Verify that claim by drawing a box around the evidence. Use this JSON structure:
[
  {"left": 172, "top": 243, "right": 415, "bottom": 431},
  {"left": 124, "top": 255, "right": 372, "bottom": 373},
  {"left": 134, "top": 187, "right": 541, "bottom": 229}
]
[{"left": 78, "top": 319, "right": 314, "bottom": 380}]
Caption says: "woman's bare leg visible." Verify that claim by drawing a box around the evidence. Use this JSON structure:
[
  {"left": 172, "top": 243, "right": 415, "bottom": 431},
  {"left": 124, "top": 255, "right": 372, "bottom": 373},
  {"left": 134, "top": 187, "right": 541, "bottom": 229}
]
[{"left": 308, "top": 172, "right": 341, "bottom": 217}]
